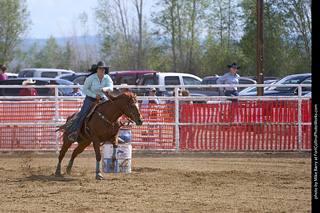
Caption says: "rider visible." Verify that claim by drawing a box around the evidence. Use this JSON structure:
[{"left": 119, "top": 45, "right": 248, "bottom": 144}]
[{"left": 68, "top": 61, "right": 113, "bottom": 142}]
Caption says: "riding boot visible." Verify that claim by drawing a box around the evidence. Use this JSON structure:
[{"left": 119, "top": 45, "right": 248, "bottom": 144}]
[{"left": 68, "top": 132, "right": 78, "bottom": 142}]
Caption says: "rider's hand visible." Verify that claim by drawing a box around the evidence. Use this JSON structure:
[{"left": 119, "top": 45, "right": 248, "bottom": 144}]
[{"left": 95, "top": 94, "right": 101, "bottom": 100}]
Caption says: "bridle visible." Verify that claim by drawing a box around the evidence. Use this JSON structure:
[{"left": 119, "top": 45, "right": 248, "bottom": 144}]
[{"left": 104, "top": 92, "right": 140, "bottom": 125}]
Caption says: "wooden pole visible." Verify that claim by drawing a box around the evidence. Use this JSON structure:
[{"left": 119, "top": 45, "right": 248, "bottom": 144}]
[{"left": 257, "top": 0, "right": 264, "bottom": 96}]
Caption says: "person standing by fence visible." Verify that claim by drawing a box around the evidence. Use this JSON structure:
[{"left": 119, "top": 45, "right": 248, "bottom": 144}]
[
  {"left": 18, "top": 79, "right": 39, "bottom": 97},
  {"left": 67, "top": 83, "right": 84, "bottom": 96},
  {"left": 0, "top": 64, "right": 7, "bottom": 81},
  {"left": 217, "top": 63, "right": 240, "bottom": 101},
  {"left": 141, "top": 88, "right": 161, "bottom": 143}
]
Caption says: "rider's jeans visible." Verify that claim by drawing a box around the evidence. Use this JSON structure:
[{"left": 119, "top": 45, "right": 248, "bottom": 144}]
[{"left": 68, "top": 96, "right": 106, "bottom": 134}]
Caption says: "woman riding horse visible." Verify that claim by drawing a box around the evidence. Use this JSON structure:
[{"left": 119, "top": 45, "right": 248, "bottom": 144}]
[
  {"left": 55, "top": 62, "right": 143, "bottom": 179},
  {"left": 68, "top": 61, "right": 113, "bottom": 142},
  {"left": 55, "top": 92, "right": 143, "bottom": 180}
]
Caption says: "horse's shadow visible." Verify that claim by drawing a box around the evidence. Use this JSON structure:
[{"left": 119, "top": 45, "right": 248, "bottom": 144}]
[{"left": 13, "top": 174, "right": 77, "bottom": 183}]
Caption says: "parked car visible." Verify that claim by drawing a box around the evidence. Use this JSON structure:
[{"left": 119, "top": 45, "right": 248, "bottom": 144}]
[
  {"left": 135, "top": 72, "right": 206, "bottom": 97},
  {"left": 5, "top": 73, "right": 18, "bottom": 79},
  {"left": 238, "top": 79, "right": 279, "bottom": 95},
  {"left": 201, "top": 75, "right": 257, "bottom": 95},
  {"left": 18, "top": 68, "right": 75, "bottom": 78},
  {"left": 109, "top": 70, "right": 159, "bottom": 85},
  {"left": 0, "top": 78, "right": 83, "bottom": 96},
  {"left": 239, "top": 73, "right": 311, "bottom": 96},
  {"left": 55, "top": 72, "right": 90, "bottom": 84}
]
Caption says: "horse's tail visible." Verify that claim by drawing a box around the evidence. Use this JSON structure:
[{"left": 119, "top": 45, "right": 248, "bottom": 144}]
[{"left": 55, "top": 112, "right": 79, "bottom": 132}]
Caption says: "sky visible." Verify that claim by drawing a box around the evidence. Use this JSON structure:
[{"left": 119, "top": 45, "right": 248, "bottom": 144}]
[
  {"left": 26, "top": 0, "right": 155, "bottom": 39},
  {"left": 26, "top": 0, "right": 99, "bottom": 39}
]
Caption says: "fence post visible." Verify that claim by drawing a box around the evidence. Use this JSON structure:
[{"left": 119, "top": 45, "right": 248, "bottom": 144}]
[
  {"left": 298, "top": 85, "right": 302, "bottom": 152},
  {"left": 174, "top": 86, "right": 180, "bottom": 152},
  {"left": 54, "top": 86, "right": 60, "bottom": 154}
]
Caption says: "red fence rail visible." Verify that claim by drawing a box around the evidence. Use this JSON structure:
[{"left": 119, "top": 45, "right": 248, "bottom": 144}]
[{"left": 0, "top": 99, "right": 311, "bottom": 151}]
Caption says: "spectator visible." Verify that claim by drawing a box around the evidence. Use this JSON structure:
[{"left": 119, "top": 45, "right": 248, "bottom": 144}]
[
  {"left": 216, "top": 62, "right": 240, "bottom": 102},
  {"left": 0, "top": 64, "right": 7, "bottom": 81},
  {"left": 19, "top": 79, "right": 39, "bottom": 96},
  {"left": 110, "top": 87, "right": 120, "bottom": 96},
  {"left": 119, "top": 83, "right": 130, "bottom": 95},
  {"left": 181, "top": 90, "right": 193, "bottom": 105},
  {"left": 47, "top": 80, "right": 63, "bottom": 96},
  {"left": 169, "top": 88, "right": 182, "bottom": 104},
  {"left": 142, "top": 88, "right": 160, "bottom": 105},
  {"left": 141, "top": 87, "right": 161, "bottom": 142},
  {"left": 67, "top": 83, "right": 84, "bottom": 96}
]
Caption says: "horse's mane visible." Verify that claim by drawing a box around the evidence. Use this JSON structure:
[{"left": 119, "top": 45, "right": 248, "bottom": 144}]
[{"left": 106, "top": 92, "right": 137, "bottom": 102}]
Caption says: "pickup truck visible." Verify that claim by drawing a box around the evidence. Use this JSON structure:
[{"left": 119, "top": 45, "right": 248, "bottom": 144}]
[{"left": 134, "top": 72, "right": 216, "bottom": 97}]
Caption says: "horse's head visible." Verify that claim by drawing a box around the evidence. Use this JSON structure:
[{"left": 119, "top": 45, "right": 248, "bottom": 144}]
[{"left": 122, "top": 92, "right": 143, "bottom": 125}]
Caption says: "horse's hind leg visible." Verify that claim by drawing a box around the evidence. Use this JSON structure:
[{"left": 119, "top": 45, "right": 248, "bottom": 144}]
[
  {"left": 55, "top": 134, "right": 72, "bottom": 176},
  {"left": 92, "top": 139, "right": 103, "bottom": 180},
  {"left": 66, "top": 140, "right": 90, "bottom": 175}
]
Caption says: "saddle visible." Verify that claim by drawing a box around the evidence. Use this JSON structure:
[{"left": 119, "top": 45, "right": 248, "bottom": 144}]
[{"left": 56, "top": 101, "right": 103, "bottom": 133}]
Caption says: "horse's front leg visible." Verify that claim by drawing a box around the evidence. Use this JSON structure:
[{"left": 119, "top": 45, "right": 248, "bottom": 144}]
[
  {"left": 92, "top": 140, "right": 103, "bottom": 180},
  {"left": 109, "top": 136, "right": 118, "bottom": 171}
]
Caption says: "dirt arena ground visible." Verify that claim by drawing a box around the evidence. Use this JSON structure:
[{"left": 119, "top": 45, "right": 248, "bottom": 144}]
[{"left": 0, "top": 151, "right": 311, "bottom": 212}]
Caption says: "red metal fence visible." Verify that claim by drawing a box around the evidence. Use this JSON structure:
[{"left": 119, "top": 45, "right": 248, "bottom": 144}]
[
  {"left": 0, "top": 99, "right": 311, "bottom": 151},
  {"left": 180, "top": 100, "right": 311, "bottom": 151}
]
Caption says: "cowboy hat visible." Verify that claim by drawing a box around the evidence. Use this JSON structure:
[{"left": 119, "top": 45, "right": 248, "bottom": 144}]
[
  {"left": 96, "top": 61, "right": 110, "bottom": 74},
  {"left": 227, "top": 63, "right": 241, "bottom": 69},
  {"left": 22, "top": 79, "right": 36, "bottom": 85},
  {"left": 97, "top": 61, "right": 107, "bottom": 68}
]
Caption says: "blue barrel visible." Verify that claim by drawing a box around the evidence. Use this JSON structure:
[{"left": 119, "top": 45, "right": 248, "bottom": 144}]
[
  {"left": 102, "top": 143, "right": 132, "bottom": 173},
  {"left": 119, "top": 127, "right": 131, "bottom": 142}
]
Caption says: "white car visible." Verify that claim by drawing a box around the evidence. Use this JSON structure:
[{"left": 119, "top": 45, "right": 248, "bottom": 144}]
[
  {"left": 136, "top": 72, "right": 203, "bottom": 97},
  {"left": 18, "top": 68, "right": 75, "bottom": 78}
]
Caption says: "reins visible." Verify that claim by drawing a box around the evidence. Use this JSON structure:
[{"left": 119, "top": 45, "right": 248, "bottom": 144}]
[{"left": 104, "top": 91, "right": 134, "bottom": 125}]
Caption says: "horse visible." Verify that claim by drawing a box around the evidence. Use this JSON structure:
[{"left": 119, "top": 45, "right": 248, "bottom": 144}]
[{"left": 55, "top": 92, "right": 143, "bottom": 180}]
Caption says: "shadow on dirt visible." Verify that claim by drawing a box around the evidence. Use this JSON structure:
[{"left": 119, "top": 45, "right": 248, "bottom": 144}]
[{"left": 13, "top": 174, "right": 77, "bottom": 182}]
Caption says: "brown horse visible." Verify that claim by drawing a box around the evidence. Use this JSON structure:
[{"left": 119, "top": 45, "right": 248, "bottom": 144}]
[{"left": 55, "top": 92, "right": 143, "bottom": 179}]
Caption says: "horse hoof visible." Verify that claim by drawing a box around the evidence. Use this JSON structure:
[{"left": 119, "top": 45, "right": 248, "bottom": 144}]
[
  {"left": 96, "top": 172, "right": 103, "bottom": 180},
  {"left": 66, "top": 161, "right": 73, "bottom": 175},
  {"left": 66, "top": 166, "right": 72, "bottom": 175},
  {"left": 109, "top": 162, "right": 116, "bottom": 171},
  {"left": 54, "top": 171, "right": 62, "bottom": 177}
]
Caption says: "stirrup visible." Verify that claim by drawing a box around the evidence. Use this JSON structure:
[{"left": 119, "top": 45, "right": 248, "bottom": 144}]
[{"left": 68, "top": 132, "right": 78, "bottom": 142}]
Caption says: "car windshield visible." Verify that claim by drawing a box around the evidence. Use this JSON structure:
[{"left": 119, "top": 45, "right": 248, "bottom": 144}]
[
  {"left": 59, "top": 75, "right": 72, "bottom": 80},
  {"left": 272, "top": 75, "right": 311, "bottom": 91},
  {"left": 18, "top": 70, "right": 35, "bottom": 77},
  {"left": 183, "top": 76, "right": 201, "bottom": 91},
  {"left": 55, "top": 80, "right": 83, "bottom": 95}
]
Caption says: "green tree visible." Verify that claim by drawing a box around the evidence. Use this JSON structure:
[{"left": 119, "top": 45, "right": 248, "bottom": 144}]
[
  {"left": 95, "top": 0, "right": 139, "bottom": 70},
  {"left": 152, "top": 0, "right": 207, "bottom": 74},
  {"left": 22, "top": 37, "right": 72, "bottom": 69},
  {"left": 239, "top": 0, "right": 311, "bottom": 77},
  {"left": 201, "top": 0, "right": 243, "bottom": 77},
  {"left": 0, "top": 0, "right": 31, "bottom": 64}
]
